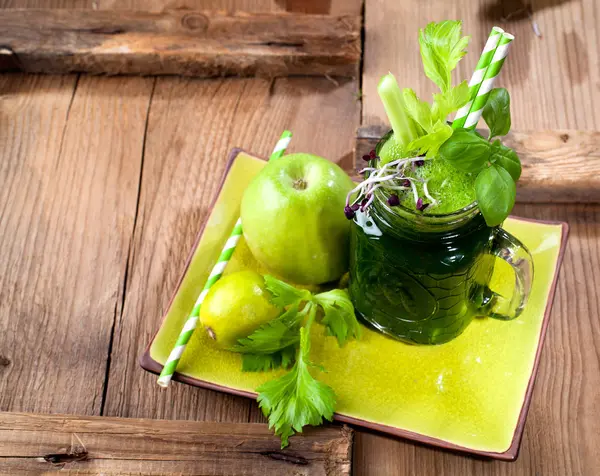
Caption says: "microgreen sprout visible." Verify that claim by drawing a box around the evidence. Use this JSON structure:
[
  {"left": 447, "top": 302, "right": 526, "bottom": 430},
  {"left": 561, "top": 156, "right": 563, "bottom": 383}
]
[
  {"left": 345, "top": 156, "right": 434, "bottom": 218},
  {"left": 362, "top": 149, "right": 380, "bottom": 162},
  {"left": 416, "top": 197, "right": 429, "bottom": 211},
  {"left": 387, "top": 194, "right": 400, "bottom": 206}
]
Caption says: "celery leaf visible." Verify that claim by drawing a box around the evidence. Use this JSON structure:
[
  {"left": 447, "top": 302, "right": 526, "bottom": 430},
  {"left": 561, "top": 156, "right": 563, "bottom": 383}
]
[
  {"left": 314, "top": 289, "right": 361, "bottom": 347},
  {"left": 419, "top": 21, "right": 470, "bottom": 94},
  {"left": 256, "top": 308, "right": 336, "bottom": 448}
]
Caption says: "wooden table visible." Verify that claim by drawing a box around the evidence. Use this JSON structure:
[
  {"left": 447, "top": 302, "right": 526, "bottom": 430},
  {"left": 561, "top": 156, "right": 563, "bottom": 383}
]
[{"left": 1, "top": 0, "right": 599, "bottom": 474}]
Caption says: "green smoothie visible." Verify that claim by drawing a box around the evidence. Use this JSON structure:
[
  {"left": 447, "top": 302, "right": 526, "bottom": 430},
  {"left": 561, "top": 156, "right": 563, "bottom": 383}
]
[{"left": 378, "top": 133, "right": 476, "bottom": 215}]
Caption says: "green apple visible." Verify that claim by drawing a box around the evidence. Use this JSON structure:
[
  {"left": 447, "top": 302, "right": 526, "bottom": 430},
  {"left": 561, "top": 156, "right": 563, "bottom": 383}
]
[{"left": 241, "top": 153, "right": 354, "bottom": 285}]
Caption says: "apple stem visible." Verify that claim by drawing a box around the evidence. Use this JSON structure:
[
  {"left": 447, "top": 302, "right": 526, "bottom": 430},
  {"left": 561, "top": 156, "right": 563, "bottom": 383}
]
[{"left": 293, "top": 179, "right": 307, "bottom": 190}]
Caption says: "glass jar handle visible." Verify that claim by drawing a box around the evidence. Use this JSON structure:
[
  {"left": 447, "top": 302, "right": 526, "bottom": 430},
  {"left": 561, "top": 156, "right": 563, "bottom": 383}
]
[{"left": 481, "top": 228, "right": 534, "bottom": 320}]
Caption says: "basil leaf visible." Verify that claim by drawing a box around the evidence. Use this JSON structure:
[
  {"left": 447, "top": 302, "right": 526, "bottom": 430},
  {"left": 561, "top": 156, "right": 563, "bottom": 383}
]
[
  {"left": 438, "top": 130, "right": 491, "bottom": 173},
  {"left": 490, "top": 140, "right": 522, "bottom": 181},
  {"left": 482, "top": 88, "right": 511, "bottom": 139},
  {"left": 475, "top": 164, "right": 516, "bottom": 226}
]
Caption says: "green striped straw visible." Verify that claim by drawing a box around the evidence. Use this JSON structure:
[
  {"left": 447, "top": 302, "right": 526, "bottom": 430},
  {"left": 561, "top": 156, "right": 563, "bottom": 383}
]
[
  {"left": 453, "top": 27, "right": 505, "bottom": 129},
  {"left": 157, "top": 130, "right": 293, "bottom": 387},
  {"left": 452, "top": 27, "right": 515, "bottom": 129},
  {"left": 454, "top": 29, "right": 514, "bottom": 130}
]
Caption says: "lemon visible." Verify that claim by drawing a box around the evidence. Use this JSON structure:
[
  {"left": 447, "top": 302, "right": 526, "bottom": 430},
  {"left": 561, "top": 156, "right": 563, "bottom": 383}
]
[{"left": 200, "top": 270, "right": 281, "bottom": 349}]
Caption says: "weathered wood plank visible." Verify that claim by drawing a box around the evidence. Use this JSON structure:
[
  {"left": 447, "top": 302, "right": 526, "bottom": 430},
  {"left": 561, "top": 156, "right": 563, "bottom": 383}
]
[
  {"left": 0, "top": 0, "right": 91, "bottom": 6},
  {"left": 0, "top": 412, "right": 353, "bottom": 475},
  {"left": 0, "top": 9, "right": 361, "bottom": 78},
  {"left": 355, "top": 126, "right": 600, "bottom": 203},
  {"left": 102, "top": 76, "right": 360, "bottom": 421},
  {"left": 353, "top": 203, "right": 600, "bottom": 475},
  {"left": 100, "top": 0, "right": 363, "bottom": 15},
  {"left": 0, "top": 74, "right": 152, "bottom": 414},
  {"left": 361, "top": 0, "right": 600, "bottom": 131},
  {"left": 0, "top": 0, "right": 363, "bottom": 14}
]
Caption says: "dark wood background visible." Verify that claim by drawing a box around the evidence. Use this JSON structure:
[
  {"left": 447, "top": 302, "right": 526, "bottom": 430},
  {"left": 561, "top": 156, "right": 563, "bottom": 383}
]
[{"left": 1, "top": 0, "right": 599, "bottom": 474}]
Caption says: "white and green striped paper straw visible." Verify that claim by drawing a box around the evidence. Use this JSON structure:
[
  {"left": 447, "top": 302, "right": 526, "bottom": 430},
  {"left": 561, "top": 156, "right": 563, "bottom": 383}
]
[
  {"left": 157, "top": 130, "right": 293, "bottom": 387},
  {"left": 455, "top": 29, "right": 514, "bottom": 130},
  {"left": 453, "top": 27, "right": 505, "bottom": 129}
]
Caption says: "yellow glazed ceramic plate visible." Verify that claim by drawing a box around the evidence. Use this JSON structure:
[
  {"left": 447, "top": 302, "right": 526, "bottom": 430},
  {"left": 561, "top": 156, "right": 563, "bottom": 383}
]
[{"left": 141, "top": 150, "right": 568, "bottom": 461}]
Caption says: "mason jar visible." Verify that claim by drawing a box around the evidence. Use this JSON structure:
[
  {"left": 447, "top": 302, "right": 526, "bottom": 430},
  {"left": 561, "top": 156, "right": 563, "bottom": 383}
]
[{"left": 348, "top": 157, "right": 534, "bottom": 345}]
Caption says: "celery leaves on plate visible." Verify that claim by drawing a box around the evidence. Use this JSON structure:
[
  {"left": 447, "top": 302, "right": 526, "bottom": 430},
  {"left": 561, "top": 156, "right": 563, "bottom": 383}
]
[
  {"left": 314, "top": 289, "right": 361, "bottom": 346},
  {"left": 231, "top": 302, "right": 303, "bottom": 370},
  {"left": 241, "top": 345, "right": 297, "bottom": 372},
  {"left": 231, "top": 302, "right": 303, "bottom": 355},
  {"left": 230, "top": 275, "right": 360, "bottom": 447},
  {"left": 256, "top": 305, "right": 336, "bottom": 448},
  {"left": 264, "top": 274, "right": 312, "bottom": 307}
]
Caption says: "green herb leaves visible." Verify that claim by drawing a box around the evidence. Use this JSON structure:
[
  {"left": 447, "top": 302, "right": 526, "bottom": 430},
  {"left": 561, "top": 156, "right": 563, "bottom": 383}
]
[
  {"left": 438, "top": 88, "right": 521, "bottom": 226},
  {"left": 475, "top": 165, "right": 516, "bottom": 227},
  {"left": 419, "top": 20, "right": 470, "bottom": 94},
  {"left": 401, "top": 88, "right": 459, "bottom": 158},
  {"left": 314, "top": 289, "right": 361, "bottom": 346},
  {"left": 490, "top": 140, "right": 521, "bottom": 181},
  {"left": 438, "top": 130, "right": 491, "bottom": 171},
  {"left": 232, "top": 303, "right": 302, "bottom": 354},
  {"left": 432, "top": 80, "right": 470, "bottom": 123},
  {"left": 377, "top": 21, "right": 472, "bottom": 157},
  {"left": 232, "top": 275, "right": 360, "bottom": 448},
  {"left": 257, "top": 317, "right": 336, "bottom": 448},
  {"left": 482, "top": 88, "right": 511, "bottom": 139},
  {"left": 264, "top": 275, "right": 311, "bottom": 307},
  {"left": 390, "top": 21, "right": 470, "bottom": 157}
]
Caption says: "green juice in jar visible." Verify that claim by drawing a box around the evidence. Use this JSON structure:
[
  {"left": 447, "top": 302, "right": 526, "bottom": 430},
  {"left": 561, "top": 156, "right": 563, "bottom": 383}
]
[
  {"left": 348, "top": 132, "right": 495, "bottom": 345},
  {"left": 350, "top": 23, "right": 534, "bottom": 344},
  {"left": 377, "top": 135, "right": 476, "bottom": 214}
]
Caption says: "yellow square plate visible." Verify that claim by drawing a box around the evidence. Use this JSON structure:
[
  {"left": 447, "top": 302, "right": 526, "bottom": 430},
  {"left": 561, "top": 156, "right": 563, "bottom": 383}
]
[{"left": 141, "top": 149, "right": 568, "bottom": 460}]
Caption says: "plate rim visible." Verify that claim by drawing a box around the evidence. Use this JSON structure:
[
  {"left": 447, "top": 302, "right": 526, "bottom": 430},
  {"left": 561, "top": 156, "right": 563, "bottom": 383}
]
[{"left": 140, "top": 148, "right": 570, "bottom": 462}]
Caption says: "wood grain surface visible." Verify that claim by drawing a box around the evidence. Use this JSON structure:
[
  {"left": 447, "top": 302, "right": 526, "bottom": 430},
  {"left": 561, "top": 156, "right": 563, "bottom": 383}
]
[
  {"left": 0, "top": 412, "right": 353, "bottom": 475},
  {"left": 355, "top": 125, "right": 600, "bottom": 202},
  {"left": 1, "top": 0, "right": 599, "bottom": 474},
  {"left": 0, "top": 74, "right": 153, "bottom": 415},
  {"left": 362, "top": 0, "right": 600, "bottom": 131},
  {"left": 0, "top": 9, "right": 361, "bottom": 78},
  {"left": 101, "top": 76, "right": 360, "bottom": 422}
]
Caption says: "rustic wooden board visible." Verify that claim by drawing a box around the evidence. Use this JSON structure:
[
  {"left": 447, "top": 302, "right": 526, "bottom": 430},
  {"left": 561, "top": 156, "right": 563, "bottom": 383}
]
[
  {"left": 0, "top": 412, "right": 353, "bottom": 475},
  {"left": 362, "top": 0, "right": 600, "bottom": 131},
  {"left": 100, "top": 0, "right": 361, "bottom": 15},
  {"left": 101, "top": 76, "right": 360, "bottom": 421},
  {"left": 355, "top": 125, "right": 600, "bottom": 203},
  {"left": 0, "top": 74, "right": 152, "bottom": 415},
  {"left": 0, "top": 0, "right": 362, "bottom": 14},
  {"left": 0, "top": 9, "right": 361, "bottom": 78}
]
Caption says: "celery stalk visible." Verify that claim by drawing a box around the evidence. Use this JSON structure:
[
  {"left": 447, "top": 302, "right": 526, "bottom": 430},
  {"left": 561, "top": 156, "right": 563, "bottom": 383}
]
[{"left": 377, "top": 74, "right": 421, "bottom": 147}]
